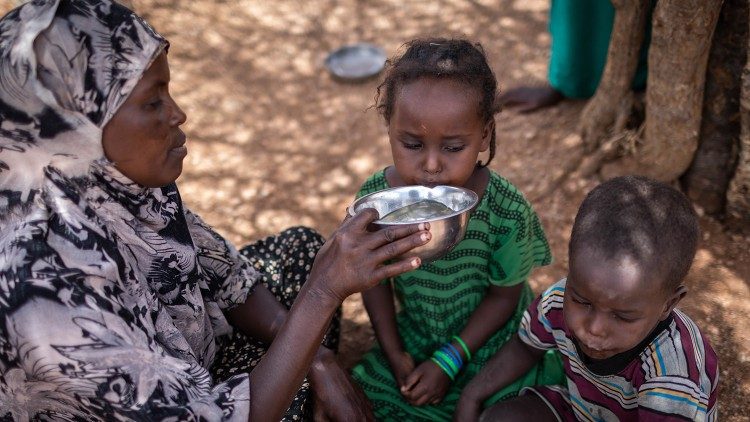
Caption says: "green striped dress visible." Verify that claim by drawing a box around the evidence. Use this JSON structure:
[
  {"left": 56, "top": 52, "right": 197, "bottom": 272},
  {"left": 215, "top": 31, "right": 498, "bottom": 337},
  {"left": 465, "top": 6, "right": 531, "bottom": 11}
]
[{"left": 351, "top": 169, "right": 564, "bottom": 421}]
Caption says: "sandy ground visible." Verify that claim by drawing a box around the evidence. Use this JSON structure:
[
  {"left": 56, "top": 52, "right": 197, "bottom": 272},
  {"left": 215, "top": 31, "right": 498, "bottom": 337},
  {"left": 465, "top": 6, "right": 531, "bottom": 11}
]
[{"left": 2, "top": 0, "right": 748, "bottom": 419}]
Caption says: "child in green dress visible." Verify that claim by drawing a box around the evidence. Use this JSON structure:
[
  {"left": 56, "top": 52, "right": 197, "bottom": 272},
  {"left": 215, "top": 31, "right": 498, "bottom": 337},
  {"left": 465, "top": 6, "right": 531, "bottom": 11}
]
[{"left": 351, "top": 38, "right": 564, "bottom": 421}]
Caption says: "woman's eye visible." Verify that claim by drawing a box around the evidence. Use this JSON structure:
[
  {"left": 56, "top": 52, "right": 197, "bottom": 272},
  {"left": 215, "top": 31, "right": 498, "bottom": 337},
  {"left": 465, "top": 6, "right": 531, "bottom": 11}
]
[{"left": 145, "top": 99, "right": 163, "bottom": 109}]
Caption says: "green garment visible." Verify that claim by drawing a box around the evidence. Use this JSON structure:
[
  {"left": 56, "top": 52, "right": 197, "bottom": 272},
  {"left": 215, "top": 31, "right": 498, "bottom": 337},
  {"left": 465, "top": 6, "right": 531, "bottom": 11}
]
[
  {"left": 351, "top": 170, "right": 565, "bottom": 421},
  {"left": 548, "top": 0, "right": 651, "bottom": 98}
]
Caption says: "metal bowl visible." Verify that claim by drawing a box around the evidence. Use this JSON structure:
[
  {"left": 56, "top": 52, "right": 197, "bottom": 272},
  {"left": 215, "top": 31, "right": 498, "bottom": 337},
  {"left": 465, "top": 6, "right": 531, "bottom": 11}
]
[
  {"left": 324, "top": 43, "right": 386, "bottom": 81},
  {"left": 348, "top": 185, "right": 479, "bottom": 263}
]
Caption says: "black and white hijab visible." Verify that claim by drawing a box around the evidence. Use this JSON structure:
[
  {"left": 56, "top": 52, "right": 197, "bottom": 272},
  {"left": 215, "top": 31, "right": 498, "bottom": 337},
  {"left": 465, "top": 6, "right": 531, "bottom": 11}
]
[{"left": 0, "top": 1, "right": 256, "bottom": 419}]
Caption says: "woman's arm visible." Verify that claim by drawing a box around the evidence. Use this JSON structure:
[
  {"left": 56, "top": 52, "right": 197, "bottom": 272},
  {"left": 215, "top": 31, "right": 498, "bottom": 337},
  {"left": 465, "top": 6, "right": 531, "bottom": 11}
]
[
  {"left": 362, "top": 282, "right": 414, "bottom": 387},
  {"left": 248, "top": 211, "right": 430, "bottom": 421},
  {"left": 230, "top": 275, "right": 374, "bottom": 420},
  {"left": 227, "top": 284, "right": 286, "bottom": 343}
]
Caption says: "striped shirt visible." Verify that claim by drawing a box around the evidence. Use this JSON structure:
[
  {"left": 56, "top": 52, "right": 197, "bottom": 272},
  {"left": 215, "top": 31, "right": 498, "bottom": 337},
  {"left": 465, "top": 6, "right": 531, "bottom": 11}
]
[{"left": 518, "top": 279, "right": 719, "bottom": 421}]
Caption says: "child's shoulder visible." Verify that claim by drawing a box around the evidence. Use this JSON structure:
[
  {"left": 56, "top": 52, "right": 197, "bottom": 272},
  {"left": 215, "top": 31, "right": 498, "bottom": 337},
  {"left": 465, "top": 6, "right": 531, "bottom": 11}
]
[
  {"left": 356, "top": 168, "right": 389, "bottom": 199},
  {"left": 484, "top": 171, "right": 535, "bottom": 210},
  {"left": 639, "top": 309, "right": 719, "bottom": 382}
]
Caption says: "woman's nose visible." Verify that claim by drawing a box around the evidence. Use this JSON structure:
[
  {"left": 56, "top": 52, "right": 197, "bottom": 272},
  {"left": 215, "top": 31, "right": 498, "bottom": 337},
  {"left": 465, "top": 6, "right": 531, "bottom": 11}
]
[{"left": 169, "top": 96, "right": 187, "bottom": 126}]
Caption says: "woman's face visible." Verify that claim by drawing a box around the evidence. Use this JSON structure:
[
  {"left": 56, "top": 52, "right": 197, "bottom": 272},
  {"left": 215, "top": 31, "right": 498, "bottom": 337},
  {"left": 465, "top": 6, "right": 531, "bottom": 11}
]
[{"left": 102, "top": 52, "right": 187, "bottom": 187}]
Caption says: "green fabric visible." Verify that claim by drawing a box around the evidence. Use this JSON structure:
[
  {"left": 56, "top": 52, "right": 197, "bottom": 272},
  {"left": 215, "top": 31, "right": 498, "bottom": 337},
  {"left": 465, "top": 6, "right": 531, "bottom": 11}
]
[
  {"left": 351, "top": 170, "right": 565, "bottom": 421},
  {"left": 548, "top": 0, "right": 651, "bottom": 98}
]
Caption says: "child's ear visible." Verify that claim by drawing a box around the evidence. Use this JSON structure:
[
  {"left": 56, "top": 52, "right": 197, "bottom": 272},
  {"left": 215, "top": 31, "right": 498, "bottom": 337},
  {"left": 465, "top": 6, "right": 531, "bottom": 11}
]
[
  {"left": 480, "top": 120, "right": 494, "bottom": 152},
  {"left": 660, "top": 284, "right": 687, "bottom": 321}
]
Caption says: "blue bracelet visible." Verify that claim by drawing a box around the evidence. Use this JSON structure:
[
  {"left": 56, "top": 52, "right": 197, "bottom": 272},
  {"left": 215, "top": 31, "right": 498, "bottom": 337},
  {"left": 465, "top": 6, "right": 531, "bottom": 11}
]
[{"left": 444, "top": 343, "right": 463, "bottom": 367}]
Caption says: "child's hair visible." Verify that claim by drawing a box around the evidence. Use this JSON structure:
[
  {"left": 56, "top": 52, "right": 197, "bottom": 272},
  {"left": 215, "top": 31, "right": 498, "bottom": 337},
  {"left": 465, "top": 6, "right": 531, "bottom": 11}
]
[
  {"left": 375, "top": 38, "right": 500, "bottom": 167},
  {"left": 569, "top": 175, "right": 699, "bottom": 292}
]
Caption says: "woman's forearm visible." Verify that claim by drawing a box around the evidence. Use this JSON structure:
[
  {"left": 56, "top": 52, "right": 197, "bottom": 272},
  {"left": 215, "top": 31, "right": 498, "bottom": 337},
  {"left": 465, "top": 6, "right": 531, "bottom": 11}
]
[
  {"left": 248, "top": 282, "right": 340, "bottom": 421},
  {"left": 227, "top": 284, "right": 287, "bottom": 344},
  {"left": 362, "top": 283, "right": 404, "bottom": 359}
]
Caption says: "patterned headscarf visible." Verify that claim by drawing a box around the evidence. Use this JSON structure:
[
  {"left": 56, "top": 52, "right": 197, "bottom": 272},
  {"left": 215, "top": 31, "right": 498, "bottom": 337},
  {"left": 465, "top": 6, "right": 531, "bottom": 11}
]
[{"left": 0, "top": 1, "right": 256, "bottom": 419}]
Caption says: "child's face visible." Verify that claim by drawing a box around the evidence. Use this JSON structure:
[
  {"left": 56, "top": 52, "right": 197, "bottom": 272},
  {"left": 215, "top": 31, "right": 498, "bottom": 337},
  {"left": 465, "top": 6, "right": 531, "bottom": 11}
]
[
  {"left": 564, "top": 248, "right": 685, "bottom": 360},
  {"left": 387, "top": 77, "right": 490, "bottom": 188}
]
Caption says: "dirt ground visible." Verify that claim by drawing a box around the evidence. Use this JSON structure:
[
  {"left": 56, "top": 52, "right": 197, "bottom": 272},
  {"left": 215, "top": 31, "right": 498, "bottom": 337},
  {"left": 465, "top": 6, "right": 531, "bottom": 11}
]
[{"left": 2, "top": 0, "right": 748, "bottom": 419}]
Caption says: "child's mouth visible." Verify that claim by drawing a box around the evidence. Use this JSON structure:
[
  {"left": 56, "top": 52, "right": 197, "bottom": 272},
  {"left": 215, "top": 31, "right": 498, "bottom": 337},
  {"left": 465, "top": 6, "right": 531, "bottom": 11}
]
[{"left": 578, "top": 341, "right": 614, "bottom": 360}]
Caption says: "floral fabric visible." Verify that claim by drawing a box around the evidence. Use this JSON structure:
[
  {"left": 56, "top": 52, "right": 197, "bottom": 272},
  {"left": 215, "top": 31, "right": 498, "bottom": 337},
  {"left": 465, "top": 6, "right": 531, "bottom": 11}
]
[{"left": 0, "top": 1, "right": 258, "bottom": 419}]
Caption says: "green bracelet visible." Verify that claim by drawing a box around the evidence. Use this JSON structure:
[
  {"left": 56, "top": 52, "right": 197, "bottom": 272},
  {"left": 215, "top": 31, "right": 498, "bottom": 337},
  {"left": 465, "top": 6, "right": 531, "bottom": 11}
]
[
  {"left": 430, "top": 357, "right": 456, "bottom": 381},
  {"left": 452, "top": 335, "right": 472, "bottom": 361},
  {"left": 433, "top": 350, "right": 460, "bottom": 374}
]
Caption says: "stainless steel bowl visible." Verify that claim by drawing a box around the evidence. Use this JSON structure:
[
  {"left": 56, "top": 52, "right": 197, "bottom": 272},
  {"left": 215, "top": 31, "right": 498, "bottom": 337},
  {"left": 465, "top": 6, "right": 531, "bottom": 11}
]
[{"left": 348, "top": 185, "right": 479, "bottom": 262}]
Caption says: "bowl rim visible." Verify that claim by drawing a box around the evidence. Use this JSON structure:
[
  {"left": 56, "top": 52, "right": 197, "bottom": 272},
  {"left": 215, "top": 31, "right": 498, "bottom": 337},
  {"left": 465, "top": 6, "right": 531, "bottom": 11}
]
[
  {"left": 347, "top": 185, "right": 479, "bottom": 225},
  {"left": 324, "top": 43, "right": 386, "bottom": 81}
]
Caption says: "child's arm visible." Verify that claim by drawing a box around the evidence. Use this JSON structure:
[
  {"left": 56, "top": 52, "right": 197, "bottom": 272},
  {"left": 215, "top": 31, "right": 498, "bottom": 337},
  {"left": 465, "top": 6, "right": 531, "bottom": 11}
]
[
  {"left": 454, "top": 334, "right": 545, "bottom": 422},
  {"left": 454, "top": 283, "right": 524, "bottom": 360},
  {"left": 399, "top": 283, "right": 525, "bottom": 406},
  {"left": 362, "top": 282, "right": 415, "bottom": 388}
]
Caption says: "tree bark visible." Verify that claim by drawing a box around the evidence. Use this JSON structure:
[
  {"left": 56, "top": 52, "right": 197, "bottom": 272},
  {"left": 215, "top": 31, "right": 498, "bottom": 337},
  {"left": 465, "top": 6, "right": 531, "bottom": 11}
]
[
  {"left": 726, "top": 5, "right": 750, "bottom": 229},
  {"left": 682, "top": 0, "right": 747, "bottom": 215},
  {"left": 578, "top": 0, "right": 648, "bottom": 152},
  {"left": 634, "top": 0, "right": 724, "bottom": 182}
]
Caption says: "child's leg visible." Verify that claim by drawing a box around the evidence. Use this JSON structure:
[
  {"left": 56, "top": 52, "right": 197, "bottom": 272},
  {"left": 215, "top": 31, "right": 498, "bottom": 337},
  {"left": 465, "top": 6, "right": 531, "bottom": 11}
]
[{"left": 479, "top": 394, "right": 557, "bottom": 422}]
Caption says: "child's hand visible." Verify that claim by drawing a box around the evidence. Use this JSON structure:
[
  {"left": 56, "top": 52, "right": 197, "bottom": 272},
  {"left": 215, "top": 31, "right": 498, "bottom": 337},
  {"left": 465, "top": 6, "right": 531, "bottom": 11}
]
[
  {"left": 387, "top": 350, "right": 415, "bottom": 389},
  {"left": 399, "top": 360, "right": 450, "bottom": 406}
]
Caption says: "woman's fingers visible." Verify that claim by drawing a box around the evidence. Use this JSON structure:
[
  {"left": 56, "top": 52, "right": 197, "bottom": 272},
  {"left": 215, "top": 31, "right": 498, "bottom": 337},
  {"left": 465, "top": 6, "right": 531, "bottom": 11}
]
[
  {"left": 372, "top": 257, "right": 421, "bottom": 282},
  {"left": 346, "top": 207, "right": 379, "bottom": 229},
  {"left": 369, "top": 228, "right": 429, "bottom": 264},
  {"left": 366, "top": 221, "right": 430, "bottom": 250}
]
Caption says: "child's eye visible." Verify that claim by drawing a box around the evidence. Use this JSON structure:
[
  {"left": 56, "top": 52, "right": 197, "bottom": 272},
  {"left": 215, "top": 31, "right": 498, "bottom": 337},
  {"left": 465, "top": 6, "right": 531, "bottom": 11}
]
[
  {"left": 571, "top": 296, "right": 590, "bottom": 307},
  {"left": 401, "top": 141, "right": 422, "bottom": 150},
  {"left": 613, "top": 314, "right": 636, "bottom": 322},
  {"left": 444, "top": 145, "right": 465, "bottom": 153}
]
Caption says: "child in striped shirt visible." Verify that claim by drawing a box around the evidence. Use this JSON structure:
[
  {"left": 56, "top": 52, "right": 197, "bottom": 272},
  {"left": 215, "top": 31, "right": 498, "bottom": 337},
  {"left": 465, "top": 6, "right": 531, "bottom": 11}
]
[{"left": 455, "top": 175, "right": 719, "bottom": 421}]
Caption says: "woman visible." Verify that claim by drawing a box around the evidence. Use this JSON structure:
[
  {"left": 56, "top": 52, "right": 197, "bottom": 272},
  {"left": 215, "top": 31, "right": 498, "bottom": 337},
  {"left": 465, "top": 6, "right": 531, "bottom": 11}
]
[{"left": 0, "top": 1, "right": 430, "bottom": 420}]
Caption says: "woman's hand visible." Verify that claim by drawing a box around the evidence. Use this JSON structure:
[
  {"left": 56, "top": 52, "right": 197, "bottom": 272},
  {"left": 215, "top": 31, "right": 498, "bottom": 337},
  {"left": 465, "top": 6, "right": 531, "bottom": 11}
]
[
  {"left": 453, "top": 387, "right": 483, "bottom": 422},
  {"left": 307, "top": 209, "right": 430, "bottom": 305},
  {"left": 309, "top": 348, "right": 374, "bottom": 422},
  {"left": 386, "top": 349, "right": 415, "bottom": 390},
  {"left": 400, "top": 359, "right": 451, "bottom": 406}
]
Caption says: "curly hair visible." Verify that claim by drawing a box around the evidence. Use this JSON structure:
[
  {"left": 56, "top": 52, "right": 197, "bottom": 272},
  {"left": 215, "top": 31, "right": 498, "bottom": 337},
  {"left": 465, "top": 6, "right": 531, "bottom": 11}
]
[{"left": 375, "top": 38, "right": 500, "bottom": 167}]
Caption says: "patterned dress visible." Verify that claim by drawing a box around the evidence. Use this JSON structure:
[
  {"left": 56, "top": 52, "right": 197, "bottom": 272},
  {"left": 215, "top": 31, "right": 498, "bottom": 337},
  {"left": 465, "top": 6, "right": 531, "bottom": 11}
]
[
  {"left": 351, "top": 169, "right": 565, "bottom": 421},
  {"left": 0, "top": 1, "right": 335, "bottom": 419},
  {"left": 519, "top": 279, "right": 719, "bottom": 421}
]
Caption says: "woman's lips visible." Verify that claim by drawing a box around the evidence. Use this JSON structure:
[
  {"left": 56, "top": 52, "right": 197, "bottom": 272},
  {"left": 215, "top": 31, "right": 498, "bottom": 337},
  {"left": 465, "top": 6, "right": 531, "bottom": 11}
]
[
  {"left": 169, "top": 144, "right": 187, "bottom": 158},
  {"left": 169, "top": 133, "right": 187, "bottom": 158}
]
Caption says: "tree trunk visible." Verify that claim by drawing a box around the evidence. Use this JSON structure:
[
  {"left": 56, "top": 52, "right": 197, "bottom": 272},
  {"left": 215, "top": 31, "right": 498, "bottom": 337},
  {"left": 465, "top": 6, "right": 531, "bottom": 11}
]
[
  {"left": 634, "top": 0, "right": 724, "bottom": 181},
  {"left": 682, "top": 0, "right": 747, "bottom": 215},
  {"left": 726, "top": 6, "right": 750, "bottom": 228},
  {"left": 578, "top": 0, "right": 648, "bottom": 152}
]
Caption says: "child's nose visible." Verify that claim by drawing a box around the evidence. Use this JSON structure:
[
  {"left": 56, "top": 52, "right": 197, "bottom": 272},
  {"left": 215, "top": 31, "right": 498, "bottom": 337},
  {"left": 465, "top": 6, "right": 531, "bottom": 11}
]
[
  {"left": 586, "top": 312, "right": 608, "bottom": 339},
  {"left": 423, "top": 151, "right": 441, "bottom": 174}
]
